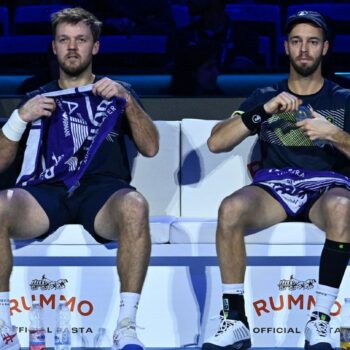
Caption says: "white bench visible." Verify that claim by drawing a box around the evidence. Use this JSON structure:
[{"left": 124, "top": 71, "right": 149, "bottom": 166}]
[{"left": 11, "top": 119, "right": 346, "bottom": 348}]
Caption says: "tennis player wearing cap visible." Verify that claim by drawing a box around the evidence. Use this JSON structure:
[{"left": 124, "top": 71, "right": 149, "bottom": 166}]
[{"left": 202, "top": 10, "right": 350, "bottom": 350}]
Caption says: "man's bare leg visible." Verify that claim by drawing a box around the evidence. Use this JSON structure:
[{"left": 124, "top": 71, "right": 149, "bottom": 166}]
[
  {"left": 0, "top": 188, "right": 49, "bottom": 291},
  {"left": 216, "top": 185, "right": 287, "bottom": 284},
  {"left": 202, "top": 186, "right": 287, "bottom": 350},
  {"left": 303, "top": 187, "right": 350, "bottom": 348},
  {"left": 0, "top": 187, "right": 49, "bottom": 342},
  {"left": 94, "top": 188, "right": 150, "bottom": 349},
  {"left": 94, "top": 188, "right": 151, "bottom": 293}
]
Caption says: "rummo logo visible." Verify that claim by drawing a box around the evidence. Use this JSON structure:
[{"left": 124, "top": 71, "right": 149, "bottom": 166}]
[
  {"left": 278, "top": 275, "right": 316, "bottom": 291},
  {"left": 253, "top": 294, "right": 341, "bottom": 317},
  {"left": 252, "top": 274, "right": 341, "bottom": 317},
  {"left": 30, "top": 275, "right": 68, "bottom": 291},
  {"left": 10, "top": 294, "right": 93, "bottom": 316}
]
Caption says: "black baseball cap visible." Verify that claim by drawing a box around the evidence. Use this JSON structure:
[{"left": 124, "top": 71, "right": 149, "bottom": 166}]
[{"left": 285, "top": 10, "right": 330, "bottom": 39}]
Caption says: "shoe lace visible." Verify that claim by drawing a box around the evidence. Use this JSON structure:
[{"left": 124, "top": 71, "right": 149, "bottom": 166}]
[
  {"left": 114, "top": 320, "right": 144, "bottom": 341},
  {"left": 214, "top": 315, "right": 237, "bottom": 336},
  {"left": 314, "top": 320, "right": 329, "bottom": 338}
]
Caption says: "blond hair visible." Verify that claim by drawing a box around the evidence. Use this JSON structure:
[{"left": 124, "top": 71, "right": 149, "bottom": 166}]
[{"left": 51, "top": 7, "right": 102, "bottom": 42}]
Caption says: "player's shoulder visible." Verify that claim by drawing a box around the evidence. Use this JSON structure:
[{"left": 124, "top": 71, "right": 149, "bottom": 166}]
[
  {"left": 115, "top": 80, "right": 132, "bottom": 91},
  {"left": 247, "top": 79, "right": 287, "bottom": 101},
  {"left": 95, "top": 76, "right": 132, "bottom": 92},
  {"left": 18, "top": 80, "right": 59, "bottom": 107},
  {"left": 325, "top": 79, "right": 350, "bottom": 98},
  {"left": 26, "top": 80, "right": 60, "bottom": 98}
]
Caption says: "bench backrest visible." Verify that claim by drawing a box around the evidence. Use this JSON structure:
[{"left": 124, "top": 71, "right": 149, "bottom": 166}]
[
  {"left": 180, "top": 119, "right": 257, "bottom": 217},
  {"left": 128, "top": 120, "right": 181, "bottom": 217}
]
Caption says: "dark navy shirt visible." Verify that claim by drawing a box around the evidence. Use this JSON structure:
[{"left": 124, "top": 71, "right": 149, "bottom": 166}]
[{"left": 239, "top": 79, "right": 350, "bottom": 176}]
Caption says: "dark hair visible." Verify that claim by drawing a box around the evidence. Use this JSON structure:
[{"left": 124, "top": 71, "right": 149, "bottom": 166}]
[{"left": 51, "top": 7, "right": 102, "bottom": 42}]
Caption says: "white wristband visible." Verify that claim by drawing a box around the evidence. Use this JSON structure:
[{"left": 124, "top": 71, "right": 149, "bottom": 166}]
[{"left": 2, "top": 109, "right": 28, "bottom": 142}]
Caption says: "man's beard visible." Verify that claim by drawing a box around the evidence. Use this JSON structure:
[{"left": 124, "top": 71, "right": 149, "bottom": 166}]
[
  {"left": 290, "top": 55, "right": 323, "bottom": 77},
  {"left": 59, "top": 57, "right": 91, "bottom": 77}
]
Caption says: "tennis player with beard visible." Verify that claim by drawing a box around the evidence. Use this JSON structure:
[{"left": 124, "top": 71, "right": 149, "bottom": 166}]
[
  {"left": 0, "top": 7, "right": 158, "bottom": 350},
  {"left": 203, "top": 11, "right": 350, "bottom": 350}
]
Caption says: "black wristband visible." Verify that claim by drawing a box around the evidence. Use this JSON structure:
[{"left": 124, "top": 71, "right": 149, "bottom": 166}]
[{"left": 241, "top": 105, "right": 271, "bottom": 131}]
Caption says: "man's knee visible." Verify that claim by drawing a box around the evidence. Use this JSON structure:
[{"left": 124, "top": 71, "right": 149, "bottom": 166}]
[
  {"left": 120, "top": 191, "right": 149, "bottom": 220},
  {"left": 109, "top": 191, "right": 150, "bottom": 235},
  {"left": 323, "top": 193, "right": 350, "bottom": 222},
  {"left": 218, "top": 193, "right": 248, "bottom": 228},
  {"left": 116, "top": 192, "right": 150, "bottom": 241},
  {"left": 322, "top": 192, "right": 350, "bottom": 240},
  {"left": 0, "top": 190, "right": 15, "bottom": 229}
]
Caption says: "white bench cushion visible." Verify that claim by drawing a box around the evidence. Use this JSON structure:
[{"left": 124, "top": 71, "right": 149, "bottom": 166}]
[
  {"left": 13, "top": 216, "right": 174, "bottom": 252},
  {"left": 170, "top": 219, "right": 325, "bottom": 244}
]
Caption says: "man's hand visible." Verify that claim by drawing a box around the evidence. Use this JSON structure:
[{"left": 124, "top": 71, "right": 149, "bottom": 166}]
[
  {"left": 92, "top": 78, "right": 130, "bottom": 102},
  {"left": 19, "top": 95, "right": 56, "bottom": 122},
  {"left": 296, "top": 110, "right": 338, "bottom": 142},
  {"left": 264, "top": 92, "right": 303, "bottom": 115},
  {"left": 93, "top": 78, "right": 159, "bottom": 157}
]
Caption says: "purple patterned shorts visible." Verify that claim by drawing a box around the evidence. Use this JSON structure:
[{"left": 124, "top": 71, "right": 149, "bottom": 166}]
[{"left": 252, "top": 168, "right": 350, "bottom": 217}]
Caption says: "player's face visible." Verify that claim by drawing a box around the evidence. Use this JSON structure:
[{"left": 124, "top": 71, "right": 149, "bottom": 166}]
[
  {"left": 285, "top": 23, "right": 329, "bottom": 77},
  {"left": 52, "top": 21, "right": 99, "bottom": 77}
]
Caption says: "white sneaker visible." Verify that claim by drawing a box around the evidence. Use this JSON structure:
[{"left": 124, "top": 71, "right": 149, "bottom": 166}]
[
  {"left": 0, "top": 320, "right": 20, "bottom": 350},
  {"left": 112, "top": 318, "right": 144, "bottom": 350},
  {"left": 304, "top": 312, "right": 334, "bottom": 349},
  {"left": 202, "top": 313, "right": 251, "bottom": 350}
]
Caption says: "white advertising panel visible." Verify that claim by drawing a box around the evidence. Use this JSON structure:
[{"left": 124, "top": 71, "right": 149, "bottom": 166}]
[{"left": 10, "top": 264, "right": 348, "bottom": 347}]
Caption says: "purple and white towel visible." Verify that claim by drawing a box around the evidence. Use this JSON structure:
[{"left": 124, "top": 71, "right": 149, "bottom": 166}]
[{"left": 16, "top": 84, "right": 126, "bottom": 191}]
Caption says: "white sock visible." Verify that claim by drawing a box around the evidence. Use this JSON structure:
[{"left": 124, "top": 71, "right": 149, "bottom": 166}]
[
  {"left": 117, "top": 292, "right": 140, "bottom": 326},
  {"left": 0, "top": 292, "right": 12, "bottom": 326},
  {"left": 313, "top": 284, "right": 339, "bottom": 316},
  {"left": 222, "top": 283, "right": 244, "bottom": 295}
]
